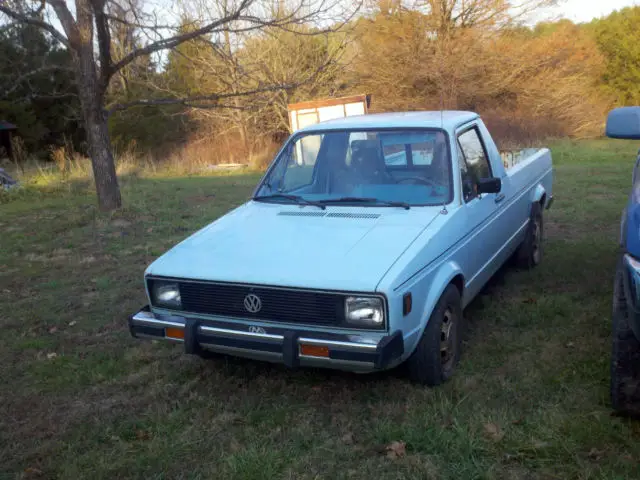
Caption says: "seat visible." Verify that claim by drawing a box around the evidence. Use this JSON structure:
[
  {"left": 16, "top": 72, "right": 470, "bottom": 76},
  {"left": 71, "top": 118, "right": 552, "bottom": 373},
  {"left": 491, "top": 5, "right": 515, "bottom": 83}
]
[
  {"left": 327, "top": 148, "right": 354, "bottom": 194},
  {"left": 351, "top": 141, "right": 394, "bottom": 184}
]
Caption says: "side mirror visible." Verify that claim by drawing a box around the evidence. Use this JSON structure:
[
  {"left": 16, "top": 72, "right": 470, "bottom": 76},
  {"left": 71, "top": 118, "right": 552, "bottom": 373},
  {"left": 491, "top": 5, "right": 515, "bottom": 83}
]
[
  {"left": 477, "top": 177, "right": 501, "bottom": 194},
  {"left": 606, "top": 107, "right": 640, "bottom": 139}
]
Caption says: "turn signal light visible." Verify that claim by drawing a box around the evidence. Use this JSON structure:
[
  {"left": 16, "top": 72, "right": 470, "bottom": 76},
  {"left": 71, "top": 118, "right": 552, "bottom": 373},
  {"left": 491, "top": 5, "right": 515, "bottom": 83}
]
[
  {"left": 300, "top": 344, "right": 329, "bottom": 357},
  {"left": 403, "top": 293, "right": 412, "bottom": 316},
  {"left": 165, "top": 327, "right": 185, "bottom": 340}
]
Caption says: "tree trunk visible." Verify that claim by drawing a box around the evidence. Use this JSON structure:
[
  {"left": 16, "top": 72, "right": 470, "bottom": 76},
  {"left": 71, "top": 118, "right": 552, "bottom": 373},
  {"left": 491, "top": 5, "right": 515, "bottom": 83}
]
[
  {"left": 75, "top": 28, "right": 122, "bottom": 211},
  {"left": 83, "top": 104, "right": 122, "bottom": 211}
]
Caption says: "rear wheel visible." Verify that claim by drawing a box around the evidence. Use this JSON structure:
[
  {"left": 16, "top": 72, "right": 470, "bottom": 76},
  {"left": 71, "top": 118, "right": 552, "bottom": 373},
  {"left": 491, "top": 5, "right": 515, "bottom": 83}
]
[
  {"left": 407, "top": 285, "right": 463, "bottom": 386},
  {"left": 516, "top": 202, "right": 543, "bottom": 269},
  {"left": 611, "top": 263, "right": 640, "bottom": 416}
]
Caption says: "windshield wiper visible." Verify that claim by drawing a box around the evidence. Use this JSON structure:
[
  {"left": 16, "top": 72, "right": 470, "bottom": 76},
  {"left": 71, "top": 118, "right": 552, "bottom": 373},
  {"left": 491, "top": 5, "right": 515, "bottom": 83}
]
[
  {"left": 253, "top": 193, "right": 326, "bottom": 210},
  {"left": 319, "top": 197, "right": 411, "bottom": 210}
]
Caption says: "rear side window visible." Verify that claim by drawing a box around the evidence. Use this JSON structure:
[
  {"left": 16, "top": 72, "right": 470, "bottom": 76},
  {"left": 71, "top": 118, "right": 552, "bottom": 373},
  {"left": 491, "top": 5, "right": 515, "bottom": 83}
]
[
  {"left": 379, "top": 132, "right": 438, "bottom": 166},
  {"left": 457, "top": 127, "right": 491, "bottom": 182}
]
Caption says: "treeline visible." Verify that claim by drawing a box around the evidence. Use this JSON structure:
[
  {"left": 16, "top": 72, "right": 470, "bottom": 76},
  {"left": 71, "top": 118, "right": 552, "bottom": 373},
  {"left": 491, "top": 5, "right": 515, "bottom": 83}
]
[{"left": 1, "top": 1, "right": 639, "bottom": 163}]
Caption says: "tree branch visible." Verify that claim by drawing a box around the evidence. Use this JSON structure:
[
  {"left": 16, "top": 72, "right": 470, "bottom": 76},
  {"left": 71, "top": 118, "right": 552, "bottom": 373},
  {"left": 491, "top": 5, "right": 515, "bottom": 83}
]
[
  {"left": 92, "top": 0, "right": 113, "bottom": 91},
  {"left": 0, "top": 64, "right": 75, "bottom": 98},
  {"left": 0, "top": 4, "right": 70, "bottom": 47},
  {"left": 48, "top": 0, "right": 81, "bottom": 47},
  {"left": 110, "top": 0, "right": 252, "bottom": 76},
  {"left": 107, "top": 82, "right": 301, "bottom": 113}
]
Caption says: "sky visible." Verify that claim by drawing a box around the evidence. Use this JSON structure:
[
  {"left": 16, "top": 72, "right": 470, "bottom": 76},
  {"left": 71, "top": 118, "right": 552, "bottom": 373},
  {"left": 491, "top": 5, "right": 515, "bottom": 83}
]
[
  {"left": 31, "top": 0, "right": 640, "bottom": 48},
  {"left": 552, "top": 0, "right": 639, "bottom": 23}
]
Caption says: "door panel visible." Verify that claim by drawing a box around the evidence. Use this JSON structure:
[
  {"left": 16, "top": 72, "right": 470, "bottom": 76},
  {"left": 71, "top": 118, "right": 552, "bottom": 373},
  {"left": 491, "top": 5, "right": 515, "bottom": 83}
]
[{"left": 456, "top": 125, "right": 510, "bottom": 296}]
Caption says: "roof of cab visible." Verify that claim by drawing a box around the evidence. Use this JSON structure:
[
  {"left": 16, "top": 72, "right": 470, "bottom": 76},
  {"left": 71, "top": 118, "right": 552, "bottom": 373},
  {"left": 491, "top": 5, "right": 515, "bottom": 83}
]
[{"left": 296, "top": 110, "right": 479, "bottom": 133}]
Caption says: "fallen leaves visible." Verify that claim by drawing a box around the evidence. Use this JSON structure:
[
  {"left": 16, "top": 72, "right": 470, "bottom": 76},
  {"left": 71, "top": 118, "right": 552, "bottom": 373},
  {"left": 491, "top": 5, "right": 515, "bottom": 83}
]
[
  {"left": 588, "top": 447, "right": 604, "bottom": 461},
  {"left": 111, "top": 219, "right": 131, "bottom": 228},
  {"left": 229, "top": 438, "right": 242, "bottom": 453},
  {"left": 483, "top": 423, "right": 504, "bottom": 442},
  {"left": 341, "top": 432, "right": 355, "bottom": 445},
  {"left": 385, "top": 440, "right": 406, "bottom": 459},
  {"left": 135, "top": 429, "right": 151, "bottom": 441},
  {"left": 22, "top": 467, "right": 44, "bottom": 478}
]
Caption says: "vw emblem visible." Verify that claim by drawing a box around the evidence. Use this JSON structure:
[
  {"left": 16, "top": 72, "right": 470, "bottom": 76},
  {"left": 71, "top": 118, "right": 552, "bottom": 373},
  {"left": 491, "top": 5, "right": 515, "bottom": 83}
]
[{"left": 244, "top": 293, "right": 262, "bottom": 313}]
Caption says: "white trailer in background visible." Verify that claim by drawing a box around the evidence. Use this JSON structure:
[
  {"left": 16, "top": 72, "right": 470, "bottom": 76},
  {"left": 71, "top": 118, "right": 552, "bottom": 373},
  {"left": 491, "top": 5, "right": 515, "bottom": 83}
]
[{"left": 287, "top": 94, "right": 371, "bottom": 165}]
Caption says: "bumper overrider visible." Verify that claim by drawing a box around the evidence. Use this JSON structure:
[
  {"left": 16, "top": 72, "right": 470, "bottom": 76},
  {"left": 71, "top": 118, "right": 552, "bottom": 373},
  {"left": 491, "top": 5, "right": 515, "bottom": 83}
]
[{"left": 128, "top": 306, "right": 404, "bottom": 371}]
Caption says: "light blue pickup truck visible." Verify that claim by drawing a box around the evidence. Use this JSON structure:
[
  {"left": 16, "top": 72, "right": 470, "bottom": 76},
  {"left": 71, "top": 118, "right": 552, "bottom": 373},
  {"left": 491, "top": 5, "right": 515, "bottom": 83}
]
[{"left": 129, "top": 111, "right": 553, "bottom": 385}]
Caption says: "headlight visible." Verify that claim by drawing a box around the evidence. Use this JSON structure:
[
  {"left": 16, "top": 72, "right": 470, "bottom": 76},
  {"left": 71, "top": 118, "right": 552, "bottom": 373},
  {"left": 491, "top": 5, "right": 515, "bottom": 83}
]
[
  {"left": 345, "top": 297, "right": 384, "bottom": 328},
  {"left": 151, "top": 281, "right": 182, "bottom": 309}
]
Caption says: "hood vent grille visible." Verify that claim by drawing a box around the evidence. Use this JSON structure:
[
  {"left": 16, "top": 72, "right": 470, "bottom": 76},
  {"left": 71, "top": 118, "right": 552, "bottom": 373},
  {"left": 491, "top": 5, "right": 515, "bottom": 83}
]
[
  {"left": 326, "top": 212, "right": 380, "bottom": 219},
  {"left": 278, "top": 211, "right": 327, "bottom": 217},
  {"left": 277, "top": 211, "right": 381, "bottom": 219}
]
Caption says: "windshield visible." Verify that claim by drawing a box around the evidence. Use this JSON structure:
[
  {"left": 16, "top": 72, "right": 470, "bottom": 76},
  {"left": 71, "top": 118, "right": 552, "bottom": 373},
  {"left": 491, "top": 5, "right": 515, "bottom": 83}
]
[{"left": 255, "top": 128, "right": 452, "bottom": 206}]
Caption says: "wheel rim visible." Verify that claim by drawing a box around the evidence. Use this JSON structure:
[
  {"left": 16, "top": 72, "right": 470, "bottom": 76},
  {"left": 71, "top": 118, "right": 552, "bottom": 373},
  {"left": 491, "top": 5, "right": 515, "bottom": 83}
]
[
  {"left": 532, "top": 219, "right": 541, "bottom": 264},
  {"left": 440, "top": 308, "right": 456, "bottom": 369}
]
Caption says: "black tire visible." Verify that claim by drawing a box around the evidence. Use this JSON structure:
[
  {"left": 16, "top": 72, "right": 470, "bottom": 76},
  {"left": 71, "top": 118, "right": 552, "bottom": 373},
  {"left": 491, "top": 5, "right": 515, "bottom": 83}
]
[
  {"left": 611, "top": 263, "right": 640, "bottom": 416},
  {"left": 406, "top": 284, "right": 463, "bottom": 386},
  {"left": 516, "top": 202, "right": 543, "bottom": 269}
]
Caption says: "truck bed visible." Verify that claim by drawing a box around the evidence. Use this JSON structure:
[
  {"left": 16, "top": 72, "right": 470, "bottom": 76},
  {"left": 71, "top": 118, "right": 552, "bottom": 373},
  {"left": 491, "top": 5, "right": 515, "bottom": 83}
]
[{"left": 500, "top": 148, "right": 545, "bottom": 170}]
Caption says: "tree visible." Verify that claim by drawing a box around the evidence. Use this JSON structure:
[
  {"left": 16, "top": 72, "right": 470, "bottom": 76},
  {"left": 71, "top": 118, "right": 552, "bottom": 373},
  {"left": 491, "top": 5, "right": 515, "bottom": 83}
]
[
  {"left": 0, "top": 23, "right": 81, "bottom": 154},
  {"left": 159, "top": 10, "right": 350, "bottom": 163},
  {"left": 417, "top": 0, "right": 557, "bottom": 35},
  {"left": 0, "top": 0, "right": 359, "bottom": 211},
  {"left": 592, "top": 6, "right": 640, "bottom": 106},
  {"left": 350, "top": 1, "right": 608, "bottom": 143}
]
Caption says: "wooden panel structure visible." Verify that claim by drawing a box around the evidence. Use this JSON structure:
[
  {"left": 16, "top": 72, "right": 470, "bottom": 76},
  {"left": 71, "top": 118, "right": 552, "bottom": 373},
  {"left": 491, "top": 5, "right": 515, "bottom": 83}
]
[{"left": 287, "top": 94, "right": 371, "bottom": 133}]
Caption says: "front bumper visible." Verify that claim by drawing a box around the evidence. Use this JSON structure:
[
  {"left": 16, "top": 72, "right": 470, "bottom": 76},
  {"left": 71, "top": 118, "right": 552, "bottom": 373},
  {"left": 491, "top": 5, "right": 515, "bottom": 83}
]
[
  {"left": 546, "top": 195, "right": 554, "bottom": 210},
  {"left": 620, "top": 254, "right": 640, "bottom": 340},
  {"left": 128, "top": 306, "right": 404, "bottom": 372}
]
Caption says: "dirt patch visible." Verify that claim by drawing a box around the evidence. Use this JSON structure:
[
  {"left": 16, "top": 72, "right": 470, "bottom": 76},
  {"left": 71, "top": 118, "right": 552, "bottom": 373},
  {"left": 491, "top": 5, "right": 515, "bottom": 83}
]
[{"left": 185, "top": 194, "right": 216, "bottom": 205}]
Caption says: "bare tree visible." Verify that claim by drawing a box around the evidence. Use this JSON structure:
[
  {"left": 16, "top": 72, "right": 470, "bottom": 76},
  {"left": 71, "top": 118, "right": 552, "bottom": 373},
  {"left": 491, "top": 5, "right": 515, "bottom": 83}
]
[{"left": 0, "top": 0, "right": 359, "bottom": 210}]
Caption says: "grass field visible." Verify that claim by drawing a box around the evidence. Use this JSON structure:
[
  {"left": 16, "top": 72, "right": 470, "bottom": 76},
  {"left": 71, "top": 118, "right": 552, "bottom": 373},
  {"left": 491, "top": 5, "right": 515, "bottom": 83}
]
[{"left": 2, "top": 139, "right": 640, "bottom": 479}]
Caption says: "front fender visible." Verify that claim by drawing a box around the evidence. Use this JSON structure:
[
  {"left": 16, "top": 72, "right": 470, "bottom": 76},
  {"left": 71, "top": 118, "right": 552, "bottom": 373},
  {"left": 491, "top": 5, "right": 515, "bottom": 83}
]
[{"left": 404, "top": 260, "right": 464, "bottom": 357}]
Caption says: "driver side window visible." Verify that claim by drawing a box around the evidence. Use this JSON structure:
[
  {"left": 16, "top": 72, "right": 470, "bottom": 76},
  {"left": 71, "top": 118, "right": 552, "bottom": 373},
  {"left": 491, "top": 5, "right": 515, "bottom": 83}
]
[
  {"left": 457, "top": 127, "right": 491, "bottom": 202},
  {"left": 458, "top": 143, "right": 476, "bottom": 202}
]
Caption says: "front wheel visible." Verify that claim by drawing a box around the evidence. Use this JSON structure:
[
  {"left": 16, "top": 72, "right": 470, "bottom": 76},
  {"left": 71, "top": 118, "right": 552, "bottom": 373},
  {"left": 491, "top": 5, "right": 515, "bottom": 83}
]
[
  {"left": 611, "top": 263, "right": 640, "bottom": 416},
  {"left": 406, "top": 285, "right": 463, "bottom": 386}
]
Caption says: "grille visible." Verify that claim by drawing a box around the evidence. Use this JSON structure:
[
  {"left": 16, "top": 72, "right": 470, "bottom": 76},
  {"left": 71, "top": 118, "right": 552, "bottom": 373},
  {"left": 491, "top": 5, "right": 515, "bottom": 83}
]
[{"left": 176, "top": 281, "right": 346, "bottom": 325}]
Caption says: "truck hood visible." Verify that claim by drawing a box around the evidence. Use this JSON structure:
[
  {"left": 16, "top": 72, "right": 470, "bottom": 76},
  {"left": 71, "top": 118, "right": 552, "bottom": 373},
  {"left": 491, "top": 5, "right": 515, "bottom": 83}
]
[{"left": 145, "top": 201, "right": 443, "bottom": 292}]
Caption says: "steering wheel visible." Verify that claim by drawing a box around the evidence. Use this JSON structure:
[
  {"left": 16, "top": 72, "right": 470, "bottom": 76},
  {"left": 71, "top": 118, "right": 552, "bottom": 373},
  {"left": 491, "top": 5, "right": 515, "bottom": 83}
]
[{"left": 396, "top": 176, "right": 436, "bottom": 187}]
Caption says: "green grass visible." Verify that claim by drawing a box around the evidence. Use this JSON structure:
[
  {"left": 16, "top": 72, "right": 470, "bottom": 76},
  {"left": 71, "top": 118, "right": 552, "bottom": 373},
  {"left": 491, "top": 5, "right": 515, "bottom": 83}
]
[{"left": 2, "top": 139, "right": 640, "bottom": 479}]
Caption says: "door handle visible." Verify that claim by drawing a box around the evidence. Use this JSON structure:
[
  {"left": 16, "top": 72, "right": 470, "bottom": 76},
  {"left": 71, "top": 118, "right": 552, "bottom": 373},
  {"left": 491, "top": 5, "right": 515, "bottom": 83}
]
[{"left": 494, "top": 193, "right": 505, "bottom": 204}]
